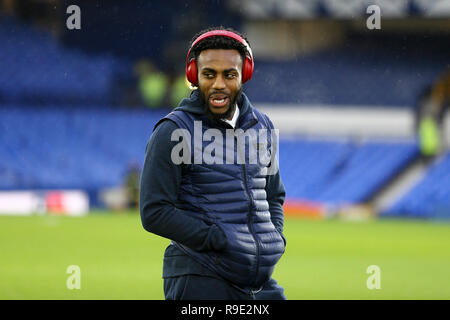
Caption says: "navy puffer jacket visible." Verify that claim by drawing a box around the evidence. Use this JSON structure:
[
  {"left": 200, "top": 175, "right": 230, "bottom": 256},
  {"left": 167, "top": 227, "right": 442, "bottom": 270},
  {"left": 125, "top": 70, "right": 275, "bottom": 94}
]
[{"left": 141, "top": 90, "right": 286, "bottom": 290}]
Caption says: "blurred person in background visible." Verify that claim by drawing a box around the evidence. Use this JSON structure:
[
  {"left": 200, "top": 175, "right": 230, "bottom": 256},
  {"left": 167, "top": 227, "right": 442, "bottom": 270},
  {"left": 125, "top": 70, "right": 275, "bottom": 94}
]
[
  {"left": 415, "top": 68, "right": 450, "bottom": 162},
  {"left": 124, "top": 162, "right": 140, "bottom": 210},
  {"left": 135, "top": 59, "right": 169, "bottom": 109},
  {"left": 168, "top": 72, "right": 192, "bottom": 108},
  {"left": 139, "top": 27, "right": 287, "bottom": 300},
  {"left": 428, "top": 69, "right": 450, "bottom": 146}
]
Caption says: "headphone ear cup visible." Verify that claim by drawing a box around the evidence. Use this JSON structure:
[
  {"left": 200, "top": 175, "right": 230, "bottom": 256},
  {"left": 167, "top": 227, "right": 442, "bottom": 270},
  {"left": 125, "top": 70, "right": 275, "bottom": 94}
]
[
  {"left": 242, "top": 56, "right": 253, "bottom": 83},
  {"left": 186, "top": 59, "right": 198, "bottom": 86}
]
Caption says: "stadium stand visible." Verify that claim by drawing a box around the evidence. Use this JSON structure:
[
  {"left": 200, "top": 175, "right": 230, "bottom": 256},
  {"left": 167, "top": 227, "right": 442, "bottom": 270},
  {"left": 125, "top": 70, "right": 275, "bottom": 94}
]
[
  {"left": 0, "top": 107, "right": 166, "bottom": 192},
  {"left": 246, "top": 36, "right": 450, "bottom": 106},
  {"left": 0, "top": 14, "right": 131, "bottom": 106},
  {"left": 0, "top": 106, "right": 419, "bottom": 210},
  {"left": 279, "top": 138, "right": 419, "bottom": 206},
  {"left": 2, "top": 13, "right": 449, "bottom": 109},
  {"left": 0, "top": 5, "right": 447, "bottom": 217},
  {"left": 382, "top": 151, "right": 450, "bottom": 218}
]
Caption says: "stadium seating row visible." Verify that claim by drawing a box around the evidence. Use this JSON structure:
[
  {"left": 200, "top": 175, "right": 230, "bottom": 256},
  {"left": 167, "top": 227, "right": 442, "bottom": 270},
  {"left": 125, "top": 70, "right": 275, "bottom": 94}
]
[
  {"left": 382, "top": 152, "right": 450, "bottom": 218},
  {"left": 0, "top": 14, "right": 130, "bottom": 106},
  {"left": 0, "top": 107, "right": 166, "bottom": 190},
  {"left": 0, "top": 107, "right": 423, "bottom": 213},
  {"left": 246, "top": 40, "right": 448, "bottom": 106},
  {"left": 279, "top": 138, "right": 419, "bottom": 205}
]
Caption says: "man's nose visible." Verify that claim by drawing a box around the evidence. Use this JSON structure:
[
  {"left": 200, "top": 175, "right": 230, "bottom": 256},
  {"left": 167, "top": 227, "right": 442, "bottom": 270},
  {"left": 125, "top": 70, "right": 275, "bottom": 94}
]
[{"left": 212, "top": 74, "right": 226, "bottom": 90}]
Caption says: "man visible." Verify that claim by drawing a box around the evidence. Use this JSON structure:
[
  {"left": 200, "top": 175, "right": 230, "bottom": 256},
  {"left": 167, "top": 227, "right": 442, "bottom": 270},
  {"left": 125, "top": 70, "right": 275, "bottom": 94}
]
[{"left": 140, "top": 27, "right": 287, "bottom": 300}]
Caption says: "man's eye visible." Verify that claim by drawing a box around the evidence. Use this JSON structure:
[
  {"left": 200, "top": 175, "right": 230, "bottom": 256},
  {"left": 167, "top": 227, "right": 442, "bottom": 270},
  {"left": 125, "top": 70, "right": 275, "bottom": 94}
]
[
  {"left": 204, "top": 73, "right": 214, "bottom": 78},
  {"left": 226, "top": 74, "right": 237, "bottom": 79}
]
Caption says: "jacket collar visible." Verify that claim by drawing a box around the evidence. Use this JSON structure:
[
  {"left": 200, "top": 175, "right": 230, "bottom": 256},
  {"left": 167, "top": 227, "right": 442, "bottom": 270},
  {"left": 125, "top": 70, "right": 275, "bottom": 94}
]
[{"left": 175, "top": 89, "right": 258, "bottom": 129}]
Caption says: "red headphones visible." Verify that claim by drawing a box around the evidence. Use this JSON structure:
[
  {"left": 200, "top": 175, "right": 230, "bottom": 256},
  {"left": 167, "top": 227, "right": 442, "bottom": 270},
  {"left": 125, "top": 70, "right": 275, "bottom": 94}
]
[{"left": 185, "top": 29, "right": 254, "bottom": 86}]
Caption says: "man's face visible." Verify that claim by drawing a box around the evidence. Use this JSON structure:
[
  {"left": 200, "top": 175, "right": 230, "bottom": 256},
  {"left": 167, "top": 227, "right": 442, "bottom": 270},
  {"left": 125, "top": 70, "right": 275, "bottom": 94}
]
[{"left": 197, "top": 49, "right": 243, "bottom": 121}]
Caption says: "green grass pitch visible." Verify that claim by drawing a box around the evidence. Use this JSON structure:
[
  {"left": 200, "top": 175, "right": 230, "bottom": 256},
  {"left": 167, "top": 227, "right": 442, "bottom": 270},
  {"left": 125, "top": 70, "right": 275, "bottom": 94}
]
[{"left": 1, "top": 212, "right": 449, "bottom": 300}]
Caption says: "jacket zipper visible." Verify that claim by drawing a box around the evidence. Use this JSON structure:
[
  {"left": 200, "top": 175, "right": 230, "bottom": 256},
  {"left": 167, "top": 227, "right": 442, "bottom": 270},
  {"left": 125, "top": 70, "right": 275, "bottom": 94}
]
[
  {"left": 242, "top": 162, "right": 260, "bottom": 287},
  {"left": 234, "top": 119, "right": 260, "bottom": 288}
]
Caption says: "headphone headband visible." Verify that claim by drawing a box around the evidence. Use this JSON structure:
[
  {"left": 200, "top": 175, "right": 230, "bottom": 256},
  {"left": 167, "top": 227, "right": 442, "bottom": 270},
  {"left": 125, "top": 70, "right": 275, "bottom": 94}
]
[
  {"left": 188, "top": 30, "right": 253, "bottom": 61},
  {"left": 185, "top": 29, "right": 254, "bottom": 86}
]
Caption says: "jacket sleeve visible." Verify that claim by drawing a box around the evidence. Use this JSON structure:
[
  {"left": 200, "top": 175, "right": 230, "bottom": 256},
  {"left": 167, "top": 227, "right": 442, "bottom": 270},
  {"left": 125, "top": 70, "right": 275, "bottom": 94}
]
[
  {"left": 139, "top": 120, "right": 227, "bottom": 252},
  {"left": 266, "top": 171, "right": 286, "bottom": 241}
]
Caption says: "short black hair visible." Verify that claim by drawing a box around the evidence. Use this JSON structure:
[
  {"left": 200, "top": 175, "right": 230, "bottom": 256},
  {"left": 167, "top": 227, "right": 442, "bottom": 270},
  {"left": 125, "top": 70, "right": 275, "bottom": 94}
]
[{"left": 189, "top": 26, "right": 251, "bottom": 64}]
